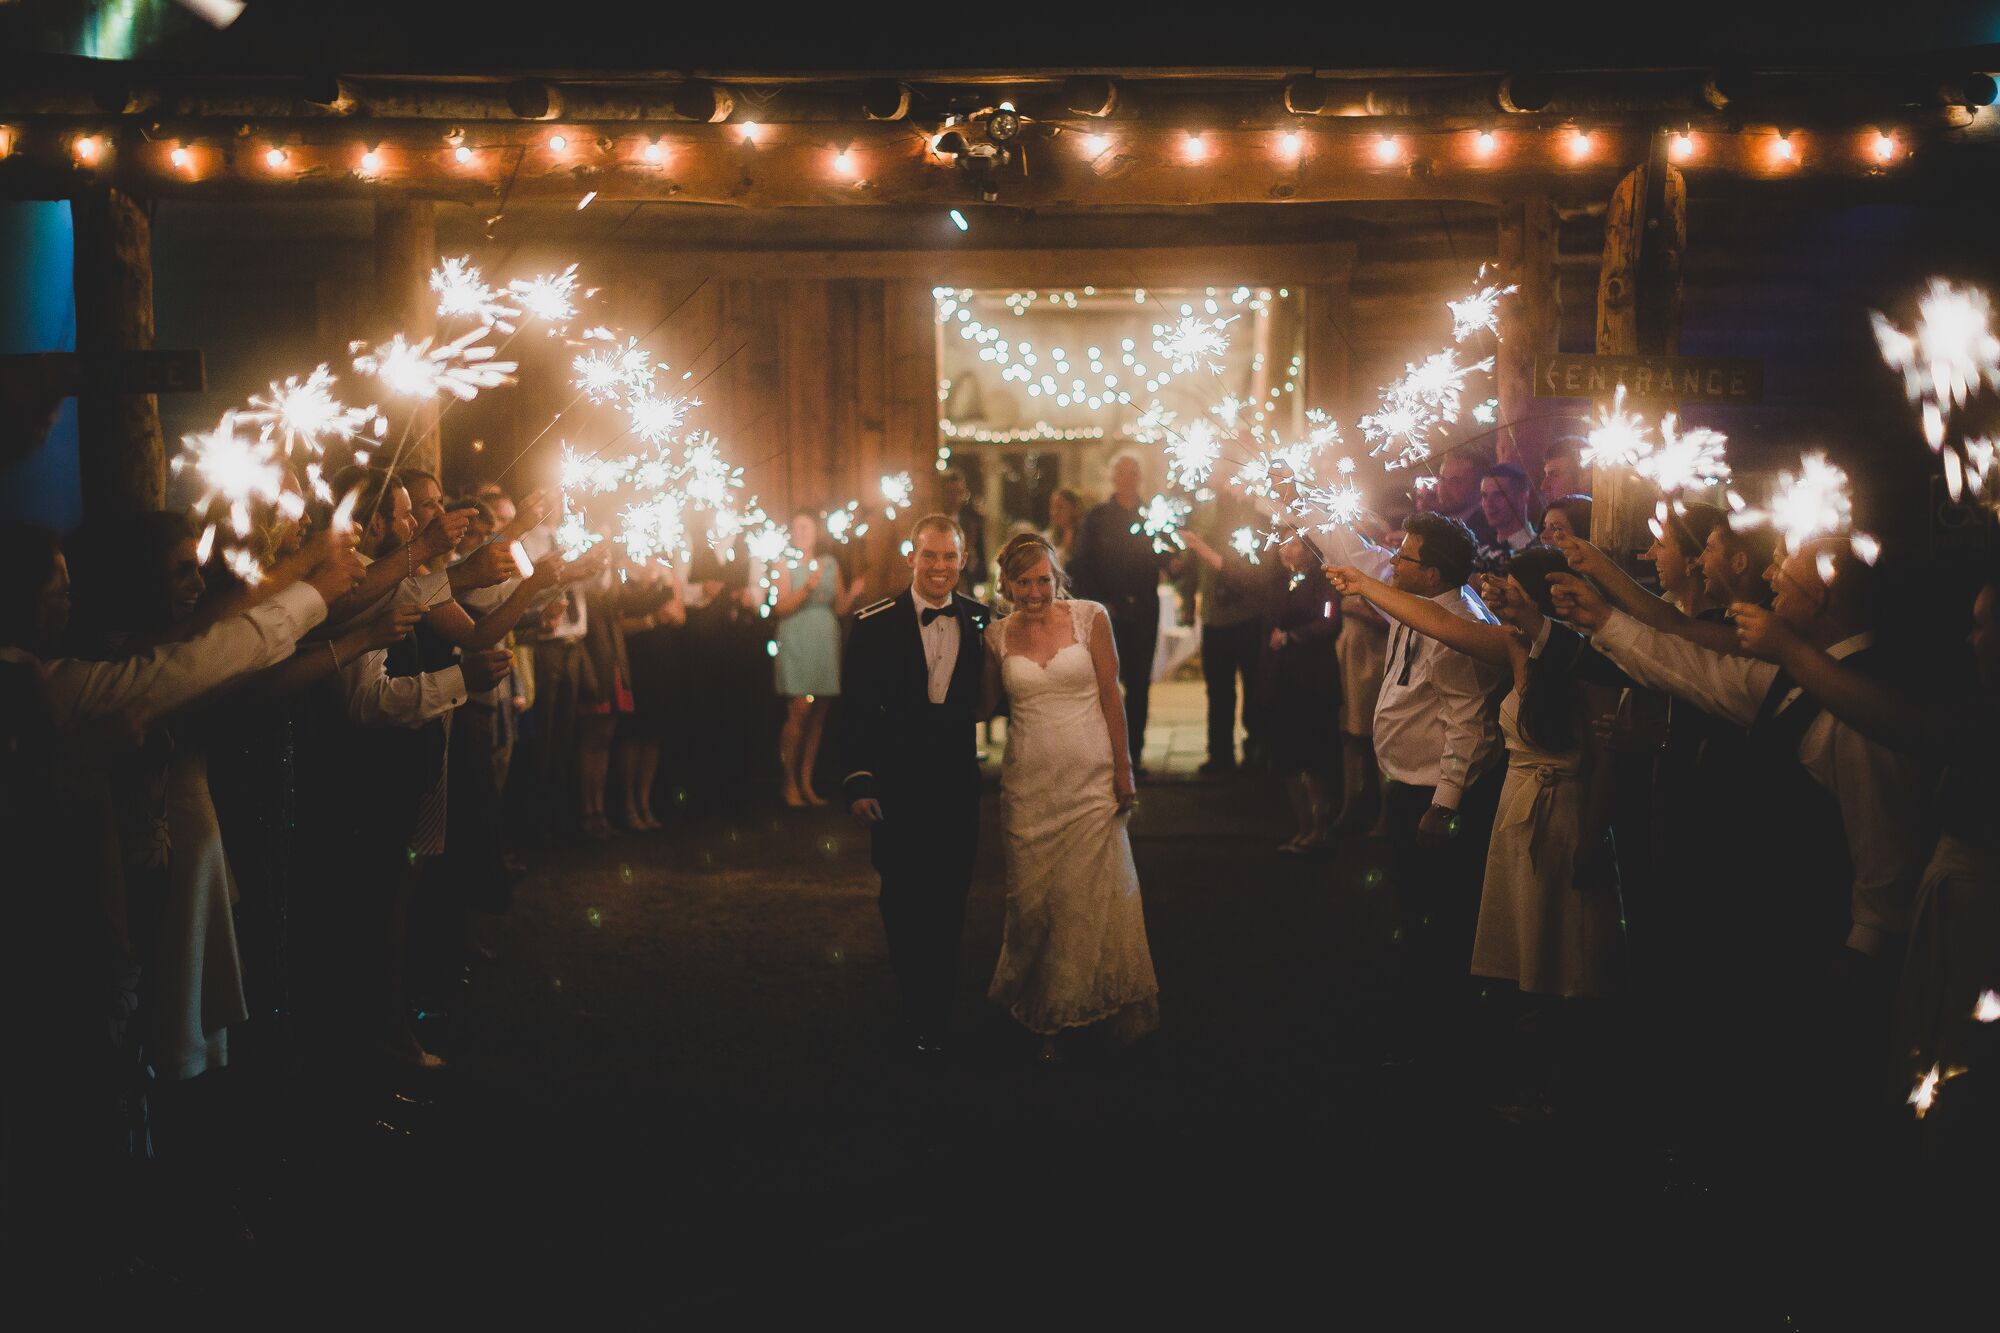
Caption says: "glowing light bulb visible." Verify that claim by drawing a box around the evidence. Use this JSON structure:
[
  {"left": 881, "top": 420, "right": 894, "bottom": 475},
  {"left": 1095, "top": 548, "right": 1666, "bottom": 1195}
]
[
  {"left": 739, "top": 121, "right": 762, "bottom": 143},
  {"left": 1772, "top": 133, "right": 1796, "bottom": 162},
  {"left": 170, "top": 145, "right": 190, "bottom": 168},
  {"left": 1568, "top": 129, "right": 1594, "bottom": 160},
  {"left": 1671, "top": 132, "right": 1696, "bottom": 161},
  {"left": 1474, "top": 130, "right": 1497, "bottom": 157},
  {"left": 454, "top": 145, "right": 473, "bottom": 164},
  {"left": 1082, "top": 133, "right": 1112, "bottom": 156},
  {"left": 644, "top": 140, "right": 666, "bottom": 164},
  {"left": 1374, "top": 135, "right": 1402, "bottom": 164},
  {"left": 832, "top": 148, "right": 858, "bottom": 176},
  {"left": 1278, "top": 130, "right": 1302, "bottom": 159},
  {"left": 1871, "top": 132, "right": 1897, "bottom": 163},
  {"left": 74, "top": 135, "right": 100, "bottom": 162},
  {"left": 1182, "top": 133, "right": 1209, "bottom": 163},
  {"left": 264, "top": 146, "right": 288, "bottom": 168},
  {"left": 360, "top": 149, "right": 382, "bottom": 173},
  {"left": 548, "top": 133, "right": 568, "bottom": 152}
]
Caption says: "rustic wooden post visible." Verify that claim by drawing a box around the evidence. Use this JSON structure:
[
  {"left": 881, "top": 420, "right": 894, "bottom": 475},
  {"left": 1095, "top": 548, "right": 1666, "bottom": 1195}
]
[
  {"left": 1593, "top": 134, "right": 1686, "bottom": 561},
  {"left": 71, "top": 185, "right": 165, "bottom": 515},
  {"left": 373, "top": 197, "right": 441, "bottom": 477},
  {"left": 1495, "top": 193, "right": 1559, "bottom": 479}
]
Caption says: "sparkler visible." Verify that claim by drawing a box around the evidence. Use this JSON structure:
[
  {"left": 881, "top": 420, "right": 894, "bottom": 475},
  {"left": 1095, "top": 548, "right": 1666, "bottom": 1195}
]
[
  {"left": 880, "top": 470, "right": 914, "bottom": 517},
  {"left": 430, "top": 255, "right": 521, "bottom": 332},
  {"left": 1404, "top": 349, "right": 1492, "bottom": 427},
  {"left": 1975, "top": 989, "right": 2000, "bottom": 1023},
  {"left": 1580, "top": 385, "right": 1654, "bottom": 470},
  {"left": 1764, "top": 450, "right": 1853, "bottom": 547},
  {"left": 1871, "top": 278, "right": 2000, "bottom": 447},
  {"left": 1360, "top": 379, "right": 1433, "bottom": 467},
  {"left": 681, "top": 433, "right": 744, "bottom": 509},
  {"left": 1164, "top": 417, "right": 1225, "bottom": 488},
  {"left": 553, "top": 497, "right": 604, "bottom": 559},
  {"left": 1909, "top": 1064, "right": 1944, "bottom": 1118},
  {"left": 172, "top": 411, "right": 287, "bottom": 538},
  {"left": 628, "top": 391, "right": 695, "bottom": 444},
  {"left": 618, "top": 491, "right": 688, "bottom": 566},
  {"left": 352, "top": 327, "right": 518, "bottom": 402},
  {"left": 241, "top": 365, "right": 378, "bottom": 457},
  {"left": 1633, "top": 415, "right": 1731, "bottom": 493},
  {"left": 824, "top": 501, "right": 869, "bottom": 544},
  {"left": 1229, "top": 527, "right": 1262, "bottom": 564},
  {"left": 1447, "top": 268, "right": 1518, "bottom": 343},
  {"left": 508, "top": 263, "right": 581, "bottom": 330},
  {"left": 1133, "top": 492, "right": 1191, "bottom": 552},
  {"left": 1155, "top": 314, "right": 1236, "bottom": 376}
]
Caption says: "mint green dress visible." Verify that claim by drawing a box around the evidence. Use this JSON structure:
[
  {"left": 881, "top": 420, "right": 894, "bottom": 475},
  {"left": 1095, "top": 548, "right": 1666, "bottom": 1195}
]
[{"left": 774, "top": 561, "right": 841, "bottom": 698}]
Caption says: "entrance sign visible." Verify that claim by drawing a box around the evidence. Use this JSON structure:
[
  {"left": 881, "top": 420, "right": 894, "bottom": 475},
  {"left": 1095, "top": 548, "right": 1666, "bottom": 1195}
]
[{"left": 1533, "top": 353, "right": 1762, "bottom": 404}]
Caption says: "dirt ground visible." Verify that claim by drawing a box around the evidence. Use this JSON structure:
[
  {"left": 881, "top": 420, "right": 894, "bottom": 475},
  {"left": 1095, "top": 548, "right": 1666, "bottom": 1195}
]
[{"left": 172, "top": 764, "right": 1969, "bottom": 1316}]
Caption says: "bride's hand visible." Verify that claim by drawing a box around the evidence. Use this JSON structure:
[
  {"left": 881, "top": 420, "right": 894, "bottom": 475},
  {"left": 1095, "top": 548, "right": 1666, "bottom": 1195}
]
[{"left": 1114, "top": 767, "right": 1136, "bottom": 815}]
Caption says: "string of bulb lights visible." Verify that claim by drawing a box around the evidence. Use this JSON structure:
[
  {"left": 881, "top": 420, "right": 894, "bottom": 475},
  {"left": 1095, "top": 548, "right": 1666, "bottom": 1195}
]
[{"left": 0, "top": 120, "right": 1926, "bottom": 189}]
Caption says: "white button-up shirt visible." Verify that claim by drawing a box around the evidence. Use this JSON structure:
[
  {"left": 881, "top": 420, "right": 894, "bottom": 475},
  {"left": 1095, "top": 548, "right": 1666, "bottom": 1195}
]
[
  {"left": 913, "top": 591, "right": 961, "bottom": 705},
  {"left": 334, "top": 556, "right": 466, "bottom": 727},
  {"left": 1590, "top": 610, "right": 1928, "bottom": 954},
  {"left": 1371, "top": 579, "right": 1507, "bottom": 810},
  {"left": 0, "top": 581, "right": 327, "bottom": 731}
]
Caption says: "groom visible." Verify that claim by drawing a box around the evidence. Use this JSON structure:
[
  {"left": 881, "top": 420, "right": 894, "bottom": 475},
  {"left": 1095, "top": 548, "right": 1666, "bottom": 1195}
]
[{"left": 841, "top": 514, "right": 992, "bottom": 1057}]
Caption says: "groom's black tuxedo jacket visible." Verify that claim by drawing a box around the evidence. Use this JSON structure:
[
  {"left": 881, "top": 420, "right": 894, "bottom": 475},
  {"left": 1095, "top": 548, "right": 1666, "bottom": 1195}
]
[{"left": 839, "top": 587, "right": 990, "bottom": 812}]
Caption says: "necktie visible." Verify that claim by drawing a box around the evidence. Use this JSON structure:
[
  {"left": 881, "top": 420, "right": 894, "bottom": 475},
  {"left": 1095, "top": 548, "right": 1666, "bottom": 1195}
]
[
  {"left": 921, "top": 604, "right": 958, "bottom": 626},
  {"left": 1395, "top": 621, "right": 1420, "bottom": 685}
]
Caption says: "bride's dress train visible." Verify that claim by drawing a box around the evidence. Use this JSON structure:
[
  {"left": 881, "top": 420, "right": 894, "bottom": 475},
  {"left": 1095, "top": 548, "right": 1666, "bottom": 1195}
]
[{"left": 987, "top": 598, "right": 1159, "bottom": 1040}]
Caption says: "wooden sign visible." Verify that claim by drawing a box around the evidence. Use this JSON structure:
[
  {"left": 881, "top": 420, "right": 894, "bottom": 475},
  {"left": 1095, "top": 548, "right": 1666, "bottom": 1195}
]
[
  {"left": 0, "top": 349, "right": 207, "bottom": 395},
  {"left": 1534, "top": 353, "right": 1761, "bottom": 404}
]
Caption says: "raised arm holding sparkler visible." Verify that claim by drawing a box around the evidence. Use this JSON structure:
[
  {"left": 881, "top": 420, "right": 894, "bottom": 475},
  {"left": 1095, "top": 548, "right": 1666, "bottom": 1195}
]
[{"left": 1546, "top": 530, "right": 1743, "bottom": 656}]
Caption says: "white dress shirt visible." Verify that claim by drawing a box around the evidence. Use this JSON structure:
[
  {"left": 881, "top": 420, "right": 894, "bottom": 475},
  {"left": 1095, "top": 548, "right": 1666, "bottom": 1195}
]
[
  {"left": 335, "top": 556, "right": 467, "bottom": 727},
  {"left": 914, "top": 590, "right": 962, "bottom": 705},
  {"left": 1371, "top": 583, "right": 1507, "bottom": 809},
  {"left": 0, "top": 581, "right": 326, "bottom": 731},
  {"left": 1591, "top": 611, "right": 1927, "bottom": 954}
]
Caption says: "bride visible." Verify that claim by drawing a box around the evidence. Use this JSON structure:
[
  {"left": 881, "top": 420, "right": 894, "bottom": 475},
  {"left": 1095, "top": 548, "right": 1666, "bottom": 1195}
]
[{"left": 984, "top": 533, "right": 1160, "bottom": 1062}]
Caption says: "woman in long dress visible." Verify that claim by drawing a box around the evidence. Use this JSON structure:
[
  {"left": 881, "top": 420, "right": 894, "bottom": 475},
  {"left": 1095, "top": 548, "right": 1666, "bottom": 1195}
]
[{"left": 984, "top": 533, "right": 1159, "bottom": 1062}]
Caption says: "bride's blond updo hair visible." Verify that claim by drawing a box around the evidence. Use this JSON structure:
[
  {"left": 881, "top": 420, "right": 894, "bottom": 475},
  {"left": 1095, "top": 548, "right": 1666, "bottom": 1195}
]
[{"left": 997, "top": 531, "right": 1071, "bottom": 604}]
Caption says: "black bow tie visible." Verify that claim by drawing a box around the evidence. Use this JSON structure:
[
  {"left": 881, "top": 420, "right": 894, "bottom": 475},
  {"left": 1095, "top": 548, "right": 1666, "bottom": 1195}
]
[{"left": 921, "top": 603, "right": 959, "bottom": 626}]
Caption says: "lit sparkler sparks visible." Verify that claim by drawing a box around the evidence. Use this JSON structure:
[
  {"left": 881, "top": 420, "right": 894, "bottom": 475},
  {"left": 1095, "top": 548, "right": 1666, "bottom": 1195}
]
[
  {"left": 824, "top": 501, "right": 868, "bottom": 544},
  {"left": 1405, "top": 350, "right": 1492, "bottom": 426},
  {"left": 1871, "top": 278, "right": 2000, "bottom": 448},
  {"left": 1764, "top": 450, "right": 1853, "bottom": 547},
  {"left": 1295, "top": 479, "right": 1366, "bottom": 530},
  {"left": 1155, "top": 315, "right": 1236, "bottom": 376},
  {"left": 1580, "top": 385, "right": 1654, "bottom": 470},
  {"left": 745, "top": 521, "right": 791, "bottom": 565},
  {"left": 1133, "top": 492, "right": 1191, "bottom": 552},
  {"left": 1165, "top": 417, "right": 1225, "bottom": 488},
  {"left": 553, "top": 498, "right": 604, "bottom": 559},
  {"left": 628, "top": 391, "right": 695, "bottom": 444},
  {"left": 559, "top": 442, "right": 631, "bottom": 495},
  {"left": 1131, "top": 399, "right": 1179, "bottom": 444},
  {"left": 1360, "top": 379, "right": 1433, "bottom": 467},
  {"left": 508, "top": 263, "right": 581, "bottom": 329},
  {"left": 1633, "top": 414, "right": 1731, "bottom": 492},
  {"left": 1975, "top": 989, "right": 2000, "bottom": 1023},
  {"left": 1447, "top": 268, "right": 1519, "bottom": 343},
  {"left": 880, "top": 470, "right": 914, "bottom": 517},
  {"left": 430, "top": 255, "right": 521, "bottom": 332},
  {"left": 241, "top": 364, "right": 378, "bottom": 457},
  {"left": 681, "top": 432, "right": 744, "bottom": 509},
  {"left": 172, "top": 411, "right": 287, "bottom": 538},
  {"left": 352, "top": 327, "right": 518, "bottom": 402},
  {"left": 1229, "top": 527, "right": 1262, "bottom": 564},
  {"left": 618, "top": 491, "right": 688, "bottom": 565}
]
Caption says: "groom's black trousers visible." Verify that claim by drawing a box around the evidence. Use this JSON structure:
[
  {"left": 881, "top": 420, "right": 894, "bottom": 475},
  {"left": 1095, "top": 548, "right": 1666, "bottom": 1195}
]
[{"left": 871, "top": 782, "right": 979, "bottom": 1042}]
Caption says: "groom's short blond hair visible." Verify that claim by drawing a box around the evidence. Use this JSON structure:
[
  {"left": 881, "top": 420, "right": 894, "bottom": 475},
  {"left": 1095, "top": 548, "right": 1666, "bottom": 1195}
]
[{"left": 908, "top": 512, "right": 965, "bottom": 549}]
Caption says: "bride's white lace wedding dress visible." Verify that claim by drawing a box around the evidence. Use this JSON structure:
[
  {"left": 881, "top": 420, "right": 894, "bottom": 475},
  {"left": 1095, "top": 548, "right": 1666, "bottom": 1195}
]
[{"left": 987, "top": 598, "right": 1160, "bottom": 1040}]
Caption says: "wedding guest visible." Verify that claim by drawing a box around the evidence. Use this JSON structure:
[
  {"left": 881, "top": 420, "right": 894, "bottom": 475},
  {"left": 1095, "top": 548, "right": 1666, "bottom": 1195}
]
[
  {"left": 576, "top": 561, "right": 637, "bottom": 838},
  {"left": 1333, "top": 541, "right": 1390, "bottom": 833},
  {"left": 1069, "top": 454, "right": 1172, "bottom": 774},
  {"left": 614, "top": 565, "right": 683, "bottom": 829},
  {"left": 1044, "top": 486, "right": 1083, "bottom": 568},
  {"left": 1474, "top": 463, "right": 1537, "bottom": 573},
  {"left": 1331, "top": 549, "right": 1627, "bottom": 1116},
  {"left": 1539, "top": 437, "right": 1590, "bottom": 502},
  {"left": 1432, "top": 448, "right": 1499, "bottom": 547},
  {"left": 1349, "top": 512, "right": 1508, "bottom": 1054},
  {"left": 1183, "top": 496, "right": 1276, "bottom": 777},
  {"left": 1537, "top": 495, "right": 1592, "bottom": 544},
  {"left": 1733, "top": 558, "right": 1999, "bottom": 1148},
  {"left": 772, "top": 510, "right": 868, "bottom": 807},
  {"left": 939, "top": 468, "right": 988, "bottom": 597},
  {"left": 1264, "top": 533, "right": 1341, "bottom": 852},
  {"left": 1552, "top": 541, "right": 1932, "bottom": 1149}
]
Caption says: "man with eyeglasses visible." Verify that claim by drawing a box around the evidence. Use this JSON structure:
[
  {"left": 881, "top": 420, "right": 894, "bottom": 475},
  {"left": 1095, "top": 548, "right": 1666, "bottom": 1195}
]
[{"left": 1364, "top": 512, "right": 1508, "bottom": 1058}]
